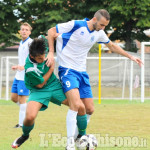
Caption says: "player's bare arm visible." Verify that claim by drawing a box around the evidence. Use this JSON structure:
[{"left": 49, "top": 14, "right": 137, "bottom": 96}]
[
  {"left": 46, "top": 27, "right": 59, "bottom": 67},
  {"left": 12, "top": 65, "right": 24, "bottom": 71},
  {"left": 36, "top": 62, "right": 55, "bottom": 88},
  {"left": 105, "top": 41, "right": 143, "bottom": 67}
]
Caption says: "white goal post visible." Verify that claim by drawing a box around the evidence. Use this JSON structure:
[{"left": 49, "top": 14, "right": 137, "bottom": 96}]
[
  {"left": 141, "top": 42, "right": 150, "bottom": 103},
  {"left": 0, "top": 56, "right": 18, "bottom": 100}
]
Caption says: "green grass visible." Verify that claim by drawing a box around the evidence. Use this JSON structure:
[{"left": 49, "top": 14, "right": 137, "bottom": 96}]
[{"left": 0, "top": 99, "right": 150, "bottom": 150}]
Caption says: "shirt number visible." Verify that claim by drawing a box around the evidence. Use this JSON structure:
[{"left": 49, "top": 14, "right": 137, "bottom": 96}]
[{"left": 66, "top": 81, "right": 71, "bottom": 88}]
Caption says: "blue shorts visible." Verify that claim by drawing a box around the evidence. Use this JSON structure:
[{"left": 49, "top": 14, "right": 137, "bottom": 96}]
[
  {"left": 58, "top": 66, "right": 93, "bottom": 99},
  {"left": 11, "top": 78, "right": 29, "bottom": 96}
]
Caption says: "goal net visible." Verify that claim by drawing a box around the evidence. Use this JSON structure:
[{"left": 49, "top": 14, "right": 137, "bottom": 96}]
[{"left": 87, "top": 55, "right": 141, "bottom": 100}]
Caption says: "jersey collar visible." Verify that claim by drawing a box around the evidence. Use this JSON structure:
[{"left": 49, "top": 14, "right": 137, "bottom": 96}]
[
  {"left": 84, "top": 18, "right": 94, "bottom": 33},
  {"left": 22, "top": 37, "right": 30, "bottom": 44}
]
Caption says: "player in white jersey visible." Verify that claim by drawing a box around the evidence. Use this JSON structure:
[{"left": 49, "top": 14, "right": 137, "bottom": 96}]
[
  {"left": 47, "top": 9, "right": 143, "bottom": 150},
  {"left": 11, "top": 22, "right": 33, "bottom": 128}
]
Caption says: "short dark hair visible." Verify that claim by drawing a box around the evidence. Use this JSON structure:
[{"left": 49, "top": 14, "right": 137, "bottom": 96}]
[
  {"left": 29, "top": 38, "right": 46, "bottom": 57},
  {"left": 94, "top": 9, "right": 110, "bottom": 21}
]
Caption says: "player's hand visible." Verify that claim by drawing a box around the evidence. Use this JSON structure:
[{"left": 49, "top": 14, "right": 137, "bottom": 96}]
[
  {"left": 12, "top": 65, "right": 18, "bottom": 70},
  {"left": 45, "top": 52, "right": 54, "bottom": 67},
  {"left": 130, "top": 56, "right": 144, "bottom": 67},
  {"left": 11, "top": 65, "right": 24, "bottom": 71}
]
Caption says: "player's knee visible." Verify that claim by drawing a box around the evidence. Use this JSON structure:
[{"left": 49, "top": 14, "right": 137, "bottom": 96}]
[
  {"left": 86, "top": 106, "right": 94, "bottom": 115},
  {"left": 26, "top": 114, "right": 36, "bottom": 122},
  {"left": 11, "top": 95, "right": 18, "bottom": 103},
  {"left": 78, "top": 102, "right": 86, "bottom": 115},
  {"left": 69, "top": 101, "right": 81, "bottom": 111}
]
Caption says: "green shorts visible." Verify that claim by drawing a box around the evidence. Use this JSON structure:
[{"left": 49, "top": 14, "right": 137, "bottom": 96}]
[{"left": 28, "top": 78, "right": 66, "bottom": 111}]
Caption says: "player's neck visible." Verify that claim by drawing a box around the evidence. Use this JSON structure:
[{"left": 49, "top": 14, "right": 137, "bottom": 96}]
[
  {"left": 87, "top": 20, "right": 94, "bottom": 31},
  {"left": 22, "top": 37, "right": 29, "bottom": 42}
]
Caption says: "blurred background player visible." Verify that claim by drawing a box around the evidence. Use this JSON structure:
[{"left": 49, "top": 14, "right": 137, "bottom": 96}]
[{"left": 11, "top": 22, "right": 32, "bottom": 128}]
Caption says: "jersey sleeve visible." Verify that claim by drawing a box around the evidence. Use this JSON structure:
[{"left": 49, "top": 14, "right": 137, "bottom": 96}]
[
  {"left": 25, "top": 70, "right": 44, "bottom": 87},
  {"left": 97, "top": 30, "right": 110, "bottom": 44},
  {"left": 56, "top": 20, "right": 75, "bottom": 34}
]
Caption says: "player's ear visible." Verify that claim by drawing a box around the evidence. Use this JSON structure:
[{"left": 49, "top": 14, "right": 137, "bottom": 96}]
[{"left": 93, "top": 17, "right": 97, "bottom": 23}]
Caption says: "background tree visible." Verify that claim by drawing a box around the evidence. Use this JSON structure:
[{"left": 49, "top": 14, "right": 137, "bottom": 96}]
[
  {"left": 1, "top": 0, "right": 150, "bottom": 52},
  {"left": 16, "top": 0, "right": 72, "bottom": 38},
  {"left": 0, "top": 0, "right": 19, "bottom": 49},
  {"left": 108, "top": 0, "right": 150, "bottom": 51}
]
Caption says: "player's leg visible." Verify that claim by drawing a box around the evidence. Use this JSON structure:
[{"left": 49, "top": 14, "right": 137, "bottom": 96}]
[
  {"left": 61, "top": 99, "right": 69, "bottom": 106},
  {"left": 74, "top": 72, "right": 94, "bottom": 140},
  {"left": 11, "top": 93, "right": 19, "bottom": 103},
  {"left": 65, "top": 89, "right": 86, "bottom": 150},
  {"left": 80, "top": 71, "right": 94, "bottom": 122},
  {"left": 82, "top": 97, "right": 94, "bottom": 123},
  {"left": 51, "top": 77, "right": 87, "bottom": 150},
  {"left": 62, "top": 98, "right": 87, "bottom": 137},
  {"left": 62, "top": 97, "right": 88, "bottom": 138},
  {"left": 11, "top": 78, "right": 19, "bottom": 104},
  {"left": 12, "top": 101, "right": 42, "bottom": 148},
  {"left": 11, "top": 79, "right": 21, "bottom": 127},
  {"left": 18, "top": 95, "right": 27, "bottom": 127},
  {"left": 17, "top": 80, "right": 29, "bottom": 127}
]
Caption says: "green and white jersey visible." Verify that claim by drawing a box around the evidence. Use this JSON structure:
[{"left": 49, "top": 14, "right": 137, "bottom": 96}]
[{"left": 24, "top": 56, "right": 56, "bottom": 90}]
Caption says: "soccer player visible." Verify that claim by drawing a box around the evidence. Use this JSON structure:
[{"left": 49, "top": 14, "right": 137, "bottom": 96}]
[
  {"left": 11, "top": 38, "right": 86, "bottom": 150},
  {"left": 11, "top": 22, "right": 32, "bottom": 128},
  {"left": 47, "top": 9, "right": 143, "bottom": 147}
]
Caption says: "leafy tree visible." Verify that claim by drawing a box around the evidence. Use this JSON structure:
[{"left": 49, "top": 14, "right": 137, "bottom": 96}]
[
  {"left": 0, "top": 0, "right": 20, "bottom": 49},
  {"left": 16, "top": 0, "right": 72, "bottom": 38},
  {"left": 108, "top": 0, "right": 150, "bottom": 51},
  {"left": 1, "top": 0, "right": 150, "bottom": 52}
]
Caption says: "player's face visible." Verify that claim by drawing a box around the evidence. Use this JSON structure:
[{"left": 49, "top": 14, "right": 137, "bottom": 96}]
[
  {"left": 20, "top": 25, "right": 31, "bottom": 41},
  {"left": 93, "top": 16, "right": 109, "bottom": 31},
  {"left": 32, "top": 54, "right": 45, "bottom": 63}
]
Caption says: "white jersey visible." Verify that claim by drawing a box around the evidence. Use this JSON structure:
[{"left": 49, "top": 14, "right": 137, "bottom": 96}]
[
  {"left": 15, "top": 37, "right": 32, "bottom": 80},
  {"left": 56, "top": 19, "right": 110, "bottom": 71}
]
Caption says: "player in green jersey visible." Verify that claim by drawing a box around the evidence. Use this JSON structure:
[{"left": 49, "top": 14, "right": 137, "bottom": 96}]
[{"left": 11, "top": 37, "right": 87, "bottom": 149}]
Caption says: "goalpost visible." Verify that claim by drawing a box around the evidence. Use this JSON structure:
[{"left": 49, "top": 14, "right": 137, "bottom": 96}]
[
  {"left": 0, "top": 42, "right": 150, "bottom": 102},
  {"left": 0, "top": 56, "right": 18, "bottom": 100},
  {"left": 141, "top": 42, "right": 150, "bottom": 102}
]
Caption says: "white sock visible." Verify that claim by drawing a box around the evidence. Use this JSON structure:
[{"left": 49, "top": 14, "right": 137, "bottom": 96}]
[
  {"left": 74, "top": 114, "right": 91, "bottom": 139},
  {"left": 74, "top": 126, "right": 79, "bottom": 140},
  {"left": 19, "top": 103, "right": 27, "bottom": 126},
  {"left": 66, "top": 109, "right": 77, "bottom": 145}
]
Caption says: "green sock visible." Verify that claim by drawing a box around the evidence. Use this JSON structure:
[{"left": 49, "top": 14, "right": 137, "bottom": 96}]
[
  {"left": 77, "top": 114, "right": 87, "bottom": 136},
  {"left": 22, "top": 124, "right": 34, "bottom": 136}
]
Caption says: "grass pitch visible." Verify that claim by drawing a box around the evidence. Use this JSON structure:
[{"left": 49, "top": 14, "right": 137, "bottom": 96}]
[{"left": 0, "top": 99, "right": 150, "bottom": 150}]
